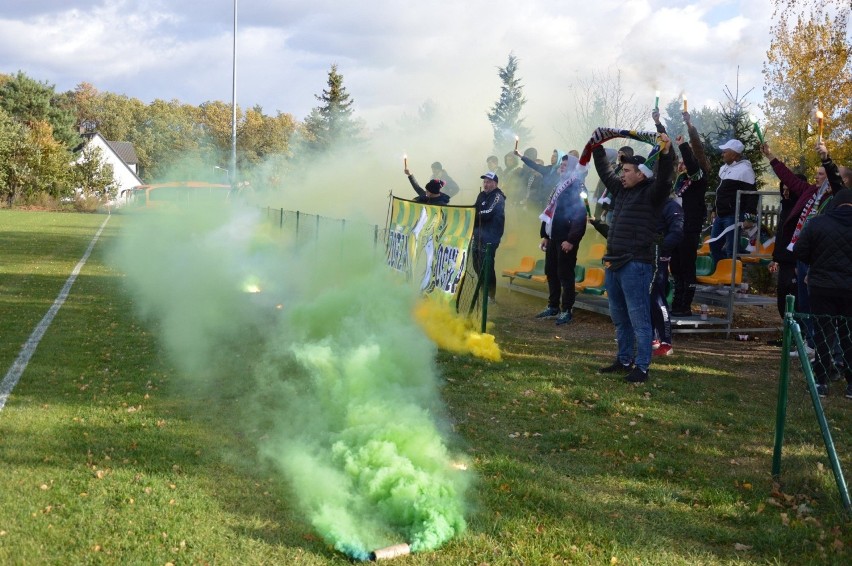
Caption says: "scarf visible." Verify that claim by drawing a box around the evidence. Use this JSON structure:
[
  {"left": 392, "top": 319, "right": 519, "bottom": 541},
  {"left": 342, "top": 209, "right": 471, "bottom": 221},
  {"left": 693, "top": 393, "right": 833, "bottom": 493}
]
[
  {"left": 539, "top": 168, "right": 585, "bottom": 236},
  {"left": 673, "top": 168, "right": 703, "bottom": 197},
  {"left": 787, "top": 179, "right": 830, "bottom": 251}
]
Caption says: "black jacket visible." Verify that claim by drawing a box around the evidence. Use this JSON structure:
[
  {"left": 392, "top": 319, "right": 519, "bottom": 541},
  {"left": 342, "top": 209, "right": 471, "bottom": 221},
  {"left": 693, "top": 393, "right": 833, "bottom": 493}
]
[
  {"left": 677, "top": 130, "right": 709, "bottom": 233},
  {"left": 794, "top": 206, "right": 852, "bottom": 293},
  {"left": 593, "top": 145, "right": 674, "bottom": 264},
  {"left": 407, "top": 175, "right": 451, "bottom": 205},
  {"left": 656, "top": 198, "right": 685, "bottom": 258},
  {"left": 539, "top": 185, "right": 587, "bottom": 246},
  {"left": 472, "top": 188, "right": 506, "bottom": 245}
]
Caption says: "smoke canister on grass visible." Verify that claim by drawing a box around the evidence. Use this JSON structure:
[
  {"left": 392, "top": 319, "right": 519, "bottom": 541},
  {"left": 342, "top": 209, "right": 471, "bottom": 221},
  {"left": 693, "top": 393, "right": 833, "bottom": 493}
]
[{"left": 370, "top": 543, "right": 411, "bottom": 560}]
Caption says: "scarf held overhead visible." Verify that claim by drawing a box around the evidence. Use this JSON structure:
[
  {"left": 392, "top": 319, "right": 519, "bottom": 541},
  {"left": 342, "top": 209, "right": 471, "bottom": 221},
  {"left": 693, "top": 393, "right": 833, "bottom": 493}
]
[{"left": 581, "top": 127, "right": 665, "bottom": 206}]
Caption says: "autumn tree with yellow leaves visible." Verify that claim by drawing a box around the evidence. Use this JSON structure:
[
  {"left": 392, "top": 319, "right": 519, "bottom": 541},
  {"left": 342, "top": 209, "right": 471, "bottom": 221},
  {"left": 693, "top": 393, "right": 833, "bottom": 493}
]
[{"left": 761, "top": 0, "right": 851, "bottom": 173}]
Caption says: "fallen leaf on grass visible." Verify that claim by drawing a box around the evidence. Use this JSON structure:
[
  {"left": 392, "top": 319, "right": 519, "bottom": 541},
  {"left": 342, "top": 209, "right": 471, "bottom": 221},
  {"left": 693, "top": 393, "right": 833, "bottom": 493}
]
[
  {"left": 780, "top": 513, "right": 790, "bottom": 526},
  {"left": 734, "top": 543, "right": 752, "bottom": 551}
]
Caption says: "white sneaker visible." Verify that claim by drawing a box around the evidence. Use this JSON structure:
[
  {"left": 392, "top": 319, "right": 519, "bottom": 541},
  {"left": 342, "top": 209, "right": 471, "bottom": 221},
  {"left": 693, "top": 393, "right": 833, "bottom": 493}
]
[{"left": 790, "top": 345, "right": 815, "bottom": 360}]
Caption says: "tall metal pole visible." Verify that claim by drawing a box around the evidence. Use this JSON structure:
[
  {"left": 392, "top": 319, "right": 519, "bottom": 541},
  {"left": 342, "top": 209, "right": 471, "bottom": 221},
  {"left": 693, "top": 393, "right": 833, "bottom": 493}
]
[{"left": 230, "top": 0, "right": 238, "bottom": 187}]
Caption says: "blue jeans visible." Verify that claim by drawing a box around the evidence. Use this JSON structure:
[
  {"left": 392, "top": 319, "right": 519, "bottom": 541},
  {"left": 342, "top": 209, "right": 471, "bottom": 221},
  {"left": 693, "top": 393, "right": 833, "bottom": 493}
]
[
  {"left": 606, "top": 261, "right": 654, "bottom": 372},
  {"left": 709, "top": 215, "right": 735, "bottom": 265}
]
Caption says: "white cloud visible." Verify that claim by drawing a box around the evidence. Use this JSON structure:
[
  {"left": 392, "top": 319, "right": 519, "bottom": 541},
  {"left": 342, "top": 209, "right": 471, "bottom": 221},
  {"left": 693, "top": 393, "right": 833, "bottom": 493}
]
[{"left": 0, "top": 0, "right": 777, "bottom": 146}]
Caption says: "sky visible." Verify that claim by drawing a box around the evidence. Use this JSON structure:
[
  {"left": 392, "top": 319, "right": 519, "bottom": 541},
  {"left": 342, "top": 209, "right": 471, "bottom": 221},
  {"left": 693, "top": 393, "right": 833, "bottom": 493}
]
[
  {"left": 0, "top": 0, "right": 791, "bottom": 220},
  {"left": 0, "top": 0, "right": 777, "bottom": 132}
]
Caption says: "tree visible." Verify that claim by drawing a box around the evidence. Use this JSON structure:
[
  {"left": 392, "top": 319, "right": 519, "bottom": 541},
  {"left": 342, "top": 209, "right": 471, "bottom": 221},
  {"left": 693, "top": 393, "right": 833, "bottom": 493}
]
[
  {"left": 302, "top": 64, "right": 362, "bottom": 153},
  {"left": 487, "top": 53, "right": 531, "bottom": 153},
  {"left": 762, "top": 0, "right": 851, "bottom": 171},
  {"left": 561, "top": 68, "right": 647, "bottom": 149},
  {"left": 702, "top": 82, "right": 769, "bottom": 194},
  {"left": 0, "top": 71, "right": 80, "bottom": 149},
  {"left": 133, "top": 99, "right": 205, "bottom": 181},
  {"left": 72, "top": 145, "right": 117, "bottom": 201},
  {"left": 1, "top": 120, "right": 72, "bottom": 206}
]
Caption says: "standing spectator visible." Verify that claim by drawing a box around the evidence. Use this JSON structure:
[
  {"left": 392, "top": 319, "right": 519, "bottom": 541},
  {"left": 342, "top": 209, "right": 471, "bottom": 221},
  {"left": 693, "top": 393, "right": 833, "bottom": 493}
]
[
  {"left": 761, "top": 141, "right": 841, "bottom": 357},
  {"left": 794, "top": 187, "right": 852, "bottom": 398},
  {"left": 516, "top": 147, "right": 542, "bottom": 207},
  {"left": 592, "top": 134, "right": 674, "bottom": 383},
  {"left": 535, "top": 154, "right": 588, "bottom": 325},
  {"left": 404, "top": 168, "right": 450, "bottom": 205},
  {"left": 669, "top": 117, "right": 710, "bottom": 317},
  {"left": 516, "top": 148, "right": 566, "bottom": 209},
  {"left": 767, "top": 174, "right": 805, "bottom": 335},
  {"left": 486, "top": 155, "right": 504, "bottom": 180},
  {"left": 502, "top": 151, "right": 523, "bottom": 202},
  {"left": 430, "top": 161, "right": 460, "bottom": 198},
  {"left": 709, "top": 139, "right": 757, "bottom": 264},
  {"left": 472, "top": 171, "right": 506, "bottom": 304},
  {"left": 651, "top": 196, "right": 684, "bottom": 356}
]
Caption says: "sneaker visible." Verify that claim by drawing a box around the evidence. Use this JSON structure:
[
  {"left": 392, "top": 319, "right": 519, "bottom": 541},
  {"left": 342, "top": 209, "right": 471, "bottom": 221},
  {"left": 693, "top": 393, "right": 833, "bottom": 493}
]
[
  {"left": 845, "top": 383, "right": 852, "bottom": 399},
  {"left": 767, "top": 338, "right": 784, "bottom": 347},
  {"left": 625, "top": 366, "right": 649, "bottom": 383},
  {"left": 651, "top": 339, "right": 661, "bottom": 350},
  {"left": 653, "top": 343, "right": 673, "bottom": 356},
  {"left": 790, "top": 344, "right": 815, "bottom": 360},
  {"left": 555, "top": 311, "right": 573, "bottom": 325},
  {"left": 816, "top": 383, "right": 828, "bottom": 398},
  {"left": 535, "top": 306, "right": 559, "bottom": 319},
  {"left": 599, "top": 360, "right": 633, "bottom": 374}
]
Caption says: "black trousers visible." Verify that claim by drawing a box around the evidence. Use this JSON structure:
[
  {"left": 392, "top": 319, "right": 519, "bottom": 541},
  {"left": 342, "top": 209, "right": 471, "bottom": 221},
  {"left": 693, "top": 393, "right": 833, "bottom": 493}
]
[
  {"left": 670, "top": 231, "right": 699, "bottom": 312},
  {"left": 544, "top": 239, "right": 578, "bottom": 311},
  {"left": 809, "top": 290, "right": 852, "bottom": 385},
  {"left": 775, "top": 261, "right": 798, "bottom": 320},
  {"left": 473, "top": 243, "right": 498, "bottom": 300}
]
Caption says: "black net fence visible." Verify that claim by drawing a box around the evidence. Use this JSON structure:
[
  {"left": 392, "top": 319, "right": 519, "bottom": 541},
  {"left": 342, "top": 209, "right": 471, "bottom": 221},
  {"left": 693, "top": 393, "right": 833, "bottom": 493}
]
[{"left": 775, "top": 309, "right": 852, "bottom": 514}]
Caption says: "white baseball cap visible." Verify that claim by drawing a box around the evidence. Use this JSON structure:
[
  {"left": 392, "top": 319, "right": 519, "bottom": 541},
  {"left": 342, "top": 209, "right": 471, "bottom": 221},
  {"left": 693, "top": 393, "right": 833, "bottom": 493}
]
[{"left": 718, "top": 139, "right": 745, "bottom": 154}]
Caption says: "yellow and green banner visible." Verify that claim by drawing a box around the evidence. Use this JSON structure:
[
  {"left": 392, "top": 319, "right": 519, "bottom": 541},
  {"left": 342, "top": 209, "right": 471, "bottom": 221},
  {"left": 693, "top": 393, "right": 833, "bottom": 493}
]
[{"left": 386, "top": 197, "right": 475, "bottom": 301}]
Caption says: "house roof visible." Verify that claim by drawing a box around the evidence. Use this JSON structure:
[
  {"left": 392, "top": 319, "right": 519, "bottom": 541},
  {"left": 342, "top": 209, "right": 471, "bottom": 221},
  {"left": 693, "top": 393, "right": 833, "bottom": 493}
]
[{"left": 105, "top": 140, "right": 139, "bottom": 165}]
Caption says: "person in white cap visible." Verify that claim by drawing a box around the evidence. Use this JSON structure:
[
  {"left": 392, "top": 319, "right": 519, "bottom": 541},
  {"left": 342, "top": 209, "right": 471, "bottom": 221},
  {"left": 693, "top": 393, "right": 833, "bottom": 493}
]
[{"left": 709, "top": 139, "right": 757, "bottom": 264}]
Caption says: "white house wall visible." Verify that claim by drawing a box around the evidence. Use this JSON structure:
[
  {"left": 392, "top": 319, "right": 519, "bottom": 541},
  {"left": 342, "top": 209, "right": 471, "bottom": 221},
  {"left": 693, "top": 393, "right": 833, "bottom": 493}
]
[{"left": 76, "top": 134, "right": 142, "bottom": 205}]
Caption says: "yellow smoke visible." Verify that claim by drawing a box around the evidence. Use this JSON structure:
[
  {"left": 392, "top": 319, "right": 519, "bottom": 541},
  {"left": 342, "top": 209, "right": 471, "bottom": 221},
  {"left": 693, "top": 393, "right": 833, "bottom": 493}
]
[{"left": 413, "top": 297, "right": 501, "bottom": 362}]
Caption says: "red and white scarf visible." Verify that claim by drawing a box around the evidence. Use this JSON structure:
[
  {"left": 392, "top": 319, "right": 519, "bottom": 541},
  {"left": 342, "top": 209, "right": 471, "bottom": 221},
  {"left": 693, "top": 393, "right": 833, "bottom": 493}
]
[
  {"left": 787, "top": 179, "right": 829, "bottom": 251},
  {"left": 540, "top": 169, "right": 586, "bottom": 236}
]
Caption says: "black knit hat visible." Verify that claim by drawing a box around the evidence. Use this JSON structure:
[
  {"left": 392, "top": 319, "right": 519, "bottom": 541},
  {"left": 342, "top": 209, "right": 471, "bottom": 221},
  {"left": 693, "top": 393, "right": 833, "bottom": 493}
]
[{"left": 425, "top": 179, "right": 445, "bottom": 194}]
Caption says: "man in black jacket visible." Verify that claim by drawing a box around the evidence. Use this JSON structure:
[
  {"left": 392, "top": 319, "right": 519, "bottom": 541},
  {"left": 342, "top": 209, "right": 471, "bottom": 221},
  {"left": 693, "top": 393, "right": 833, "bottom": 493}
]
[
  {"left": 535, "top": 154, "right": 588, "bottom": 325},
  {"left": 472, "top": 172, "right": 506, "bottom": 303},
  {"left": 593, "top": 133, "right": 673, "bottom": 383},
  {"left": 795, "top": 188, "right": 852, "bottom": 399}
]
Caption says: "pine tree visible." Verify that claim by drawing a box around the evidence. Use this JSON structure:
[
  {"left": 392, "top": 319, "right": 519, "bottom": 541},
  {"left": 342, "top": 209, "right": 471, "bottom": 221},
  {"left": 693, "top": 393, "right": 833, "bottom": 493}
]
[
  {"left": 702, "top": 81, "right": 768, "bottom": 193},
  {"left": 487, "top": 53, "right": 531, "bottom": 153},
  {"left": 302, "top": 64, "right": 362, "bottom": 153}
]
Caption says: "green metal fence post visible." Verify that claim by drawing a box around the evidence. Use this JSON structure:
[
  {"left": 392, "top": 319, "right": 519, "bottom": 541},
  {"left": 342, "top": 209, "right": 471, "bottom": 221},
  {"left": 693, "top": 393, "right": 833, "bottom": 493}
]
[
  {"left": 772, "top": 295, "right": 795, "bottom": 476},
  {"left": 481, "top": 244, "right": 492, "bottom": 334},
  {"left": 279, "top": 208, "right": 284, "bottom": 229},
  {"left": 792, "top": 322, "right": 852, "bottom": 514}
]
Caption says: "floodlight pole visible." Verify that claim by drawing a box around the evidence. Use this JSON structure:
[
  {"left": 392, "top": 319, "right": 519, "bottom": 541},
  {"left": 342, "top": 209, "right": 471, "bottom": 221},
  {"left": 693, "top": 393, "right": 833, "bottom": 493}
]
[{"left": 230, "top": 0, "right": 238, "bottom": 187}]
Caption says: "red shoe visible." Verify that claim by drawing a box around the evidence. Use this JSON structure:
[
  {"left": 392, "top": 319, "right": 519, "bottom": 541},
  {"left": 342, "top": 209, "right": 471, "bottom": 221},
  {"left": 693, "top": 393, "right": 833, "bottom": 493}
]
[
  {"left": 651, "top": 339, "right": 661, "bottom": 350},
  {"left": 653, "top": 343, "right": 673, "bottom": 356}
]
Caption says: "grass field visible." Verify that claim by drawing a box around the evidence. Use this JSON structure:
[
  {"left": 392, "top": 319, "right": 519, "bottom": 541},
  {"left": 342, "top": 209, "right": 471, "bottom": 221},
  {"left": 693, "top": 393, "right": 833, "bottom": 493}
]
[{"left": 0, "top": 209, "right": 850, "bottom": 565}]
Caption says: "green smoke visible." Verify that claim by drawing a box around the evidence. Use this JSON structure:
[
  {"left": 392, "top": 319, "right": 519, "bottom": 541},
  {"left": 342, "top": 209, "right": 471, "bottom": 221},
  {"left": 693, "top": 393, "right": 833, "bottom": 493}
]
[{"left": 109, "top": 202, "right": 469, "bottom": 559}]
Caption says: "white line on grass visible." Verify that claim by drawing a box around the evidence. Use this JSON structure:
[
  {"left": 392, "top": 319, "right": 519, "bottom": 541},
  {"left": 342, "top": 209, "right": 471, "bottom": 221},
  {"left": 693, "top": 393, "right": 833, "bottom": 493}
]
[{"left": 0, "top": 216, "right": 111, "bottom": 412}]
